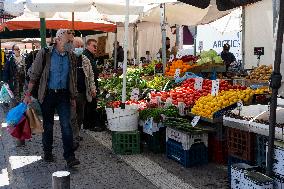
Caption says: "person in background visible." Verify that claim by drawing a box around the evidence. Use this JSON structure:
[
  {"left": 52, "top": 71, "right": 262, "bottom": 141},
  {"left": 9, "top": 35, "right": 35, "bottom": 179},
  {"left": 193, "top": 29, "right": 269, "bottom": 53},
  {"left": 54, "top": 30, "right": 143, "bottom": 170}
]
[
  {"left": 145, "top": 51, "right": 151, "bottom": 63},
  {"left": 221, "top": 43, "right": 236, "bottom": 72},
  {"left": 112, "top": 41, "right": 124, "bottom": 69},
  {"left": 83, "top": 39, "right": 103, "bottom": 132},
  {"left": 171, "top": 42, "right": 179, "bottom": 57},
  {"left": 158, "top": 37, "right": 171, "bottom": 60},
  {"left": 3, "top": 45, "right": 26, "bottom": 147},
  {"left": 3, "top": 45, "right": 26, "bottom": 103},
  {"left": 23, "top": 29, "right": 80, "bottom": 167},
  {"left": 71, "top": 37, "right": 97, "bottom": 149}
]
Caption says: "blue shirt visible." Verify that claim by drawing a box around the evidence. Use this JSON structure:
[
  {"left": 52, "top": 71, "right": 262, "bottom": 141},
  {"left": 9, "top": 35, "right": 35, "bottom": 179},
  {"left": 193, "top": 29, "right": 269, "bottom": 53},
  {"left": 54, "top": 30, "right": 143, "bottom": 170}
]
[{"left": 48, "top": 49, "right": 70, "bottom": 89}]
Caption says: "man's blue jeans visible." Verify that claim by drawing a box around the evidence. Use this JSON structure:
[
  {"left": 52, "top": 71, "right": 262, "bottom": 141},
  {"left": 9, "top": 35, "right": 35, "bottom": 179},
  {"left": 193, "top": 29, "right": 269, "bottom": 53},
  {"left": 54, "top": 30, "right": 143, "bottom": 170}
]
[{"left": 41, "top": 91, "right": 75, "bottom": 160}]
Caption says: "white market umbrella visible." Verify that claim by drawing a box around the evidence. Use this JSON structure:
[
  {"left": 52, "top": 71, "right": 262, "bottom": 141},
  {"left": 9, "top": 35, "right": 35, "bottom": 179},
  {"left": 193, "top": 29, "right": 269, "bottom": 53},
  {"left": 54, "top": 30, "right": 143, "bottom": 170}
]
[
  {"left": 208, "top": 8, "right": 242, "bottom": 34},
  {"left": 140, "top": 1, "right": 232, "bottom": 26},
  {"left": 2, "top": 0, "right": 25, "bottom": 16}
]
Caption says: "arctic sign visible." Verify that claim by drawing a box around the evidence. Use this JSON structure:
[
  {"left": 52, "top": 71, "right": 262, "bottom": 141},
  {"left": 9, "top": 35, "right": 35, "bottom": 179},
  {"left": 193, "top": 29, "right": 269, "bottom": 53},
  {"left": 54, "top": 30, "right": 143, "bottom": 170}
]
[{"left": 196, "top": 25, "right": 242, "bottom": 64}]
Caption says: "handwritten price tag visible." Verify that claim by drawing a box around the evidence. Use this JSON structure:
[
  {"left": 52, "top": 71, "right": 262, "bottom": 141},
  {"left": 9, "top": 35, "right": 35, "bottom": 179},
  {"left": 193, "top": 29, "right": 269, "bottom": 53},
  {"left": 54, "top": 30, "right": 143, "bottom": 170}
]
[
  {"left": 130, "top": 88, "right": 139, "bottom": 101},
  {"left": 191, "top": 116, "right": 200, "bottom": 127},
  {"left": 169, "top": 54, "right": 175, "bottom": 62},
  {"left": 194, "top": 78, "right": 203, "bottom": 91},
  {"left": 211, "top": 79, "right": 220, "bottom": 96},
  {"left": 174, "top": 69, "right": 181, "bottom": 79}
]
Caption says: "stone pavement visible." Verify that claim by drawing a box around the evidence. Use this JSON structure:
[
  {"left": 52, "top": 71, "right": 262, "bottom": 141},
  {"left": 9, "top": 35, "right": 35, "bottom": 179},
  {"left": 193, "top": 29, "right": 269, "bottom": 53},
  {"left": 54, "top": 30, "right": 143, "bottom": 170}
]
[{"left": 0, "top": 120, "right": 228, "bottom": 189}]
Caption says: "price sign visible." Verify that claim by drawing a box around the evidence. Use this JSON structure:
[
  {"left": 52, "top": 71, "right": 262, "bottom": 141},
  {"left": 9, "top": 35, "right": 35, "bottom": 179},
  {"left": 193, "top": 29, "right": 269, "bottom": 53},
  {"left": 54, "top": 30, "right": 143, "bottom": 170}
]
[
  {"left": 237, "top": 101, "right": 243, "bottom": 115},
  {"left": 176, "top": 52, "right": 182, "bottom": 59},
  {"left": 106, "top": 93, "right": 111, "bottom": 99},
  {"left": 165, "top": 97, "right": 173, "bottom": 108},
  {"left": 191, "top": 116, "right": 200, "bottom": 127},
  {"left": 174, "top": 69, "right": 181, "bottom": 79},
  {"left": 211, "top": 79, "right": 220, "bottom": 96},
  {"left": 169, "top": 54, "right": 175, "bottom": 62},
  {"left": 198, "top": 41, "right": 203, "bottom": 51},
  {"left": 178, "top": 102, "right": 186, "bottom": 116},
  {"left": 130, "top": 88, "right": 139, "bottom": 101},
  {"left": 194, "top": 78, "right": 203, "bottom": 91},
  {"left": 118, "top": 62, "right": 123, "bottom": 68}
]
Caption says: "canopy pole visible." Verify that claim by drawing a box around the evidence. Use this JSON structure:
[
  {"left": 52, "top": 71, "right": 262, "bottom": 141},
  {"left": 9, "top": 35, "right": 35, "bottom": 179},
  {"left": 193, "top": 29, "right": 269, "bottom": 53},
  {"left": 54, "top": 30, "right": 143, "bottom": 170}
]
[
  {"left": 133, "top": 24, "right": 138, "bottom": 65},
  {"left": 114, "top": 28, "right": 118, "bottom": 70},
  {"left": 122, "top": 0, "right": 129, "bottom": 103},
  {"left": 176, "top": 24, "right": 180, "bottom": 47},
  {"left": 267, "top": 0, "right": 284, "bottom": 177},
  {"left": 160, "top": 3, "right": 166, "bottom": 74},
  {"left": 241, "top": 7, "right": 245, "bottom": 70},
  {"left": 40, "top": 17, "right": 47, "bottom": 48},
  {"left": 72, "top": 12, "right": 75, "bottom": 30}
]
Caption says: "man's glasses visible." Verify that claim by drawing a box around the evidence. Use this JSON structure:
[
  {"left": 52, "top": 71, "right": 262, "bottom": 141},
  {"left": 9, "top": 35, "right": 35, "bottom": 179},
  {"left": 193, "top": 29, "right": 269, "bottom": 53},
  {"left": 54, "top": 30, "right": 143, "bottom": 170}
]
[
  {"left": 14, "top": 49, "right": 20, "bottom": 51},
  {"left": 67, "top": 31, "right": 75, "bottom": 35}
]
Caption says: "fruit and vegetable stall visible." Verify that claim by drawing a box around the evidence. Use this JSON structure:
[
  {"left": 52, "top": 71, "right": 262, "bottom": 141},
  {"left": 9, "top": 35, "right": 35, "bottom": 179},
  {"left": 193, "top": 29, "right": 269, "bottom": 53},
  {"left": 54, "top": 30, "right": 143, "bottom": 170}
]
[{"left": 97, "top": 49, "right": 284, "bottom": 188}]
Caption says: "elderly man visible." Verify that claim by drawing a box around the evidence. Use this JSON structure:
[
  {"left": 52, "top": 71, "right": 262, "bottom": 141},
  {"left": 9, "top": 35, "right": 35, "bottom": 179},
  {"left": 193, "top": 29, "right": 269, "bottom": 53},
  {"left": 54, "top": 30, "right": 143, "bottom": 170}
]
[
  {"left": 71, "top": 37, "right": 96, "bottom": 148},
  {"left": 24, "top": 29, "right": 80, "bottom": 167}
]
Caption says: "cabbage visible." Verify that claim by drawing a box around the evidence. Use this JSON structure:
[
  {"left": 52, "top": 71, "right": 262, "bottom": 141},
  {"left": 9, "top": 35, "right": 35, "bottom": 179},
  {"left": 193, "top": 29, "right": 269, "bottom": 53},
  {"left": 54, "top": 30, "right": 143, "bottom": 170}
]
[{"left": 213, "top": 56, "right": 223, "bottom": 64}]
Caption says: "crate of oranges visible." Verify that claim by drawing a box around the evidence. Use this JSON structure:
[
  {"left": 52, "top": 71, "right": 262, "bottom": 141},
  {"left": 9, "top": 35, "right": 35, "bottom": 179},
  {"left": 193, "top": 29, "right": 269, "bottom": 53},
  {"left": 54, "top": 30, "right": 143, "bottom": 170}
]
[{"left": 165, "top": 60, "right": 196, "bottom": 77}]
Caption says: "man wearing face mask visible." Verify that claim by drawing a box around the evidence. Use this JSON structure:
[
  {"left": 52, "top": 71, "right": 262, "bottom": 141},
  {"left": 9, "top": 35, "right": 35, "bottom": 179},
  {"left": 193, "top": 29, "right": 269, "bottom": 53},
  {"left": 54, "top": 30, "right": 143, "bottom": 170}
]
[
  {"left": 3, "top": 45, "right": 25, "bottom": 103},
  {"left": 83, "top": 39, "right": 103, "bottom": 131},
  {"left": 71, "top": 37, "right": 96, "bottom": 149},
  {"left": 23, "top": 29, "right": 80, "bottom": 167}
]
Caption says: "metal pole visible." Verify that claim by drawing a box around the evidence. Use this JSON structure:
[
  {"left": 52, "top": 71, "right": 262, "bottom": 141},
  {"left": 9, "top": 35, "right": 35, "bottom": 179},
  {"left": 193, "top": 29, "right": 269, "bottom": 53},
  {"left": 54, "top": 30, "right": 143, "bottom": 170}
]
[
  {"left": 114, "top": 28, "right": 117, "bottom": 69},
  {"left": 160, "top": 3, "right": 166, "bottom": 74},
  {"left": 241, "top": 6, "right": 245, "bottom": 70},
  {"left": 72, "top": 12, "right": 75, "bottom": 30},
  {"left": 133, "top": 24, "right": 138, "bottom": 65},
  {"left": 40, "top": 17, "right": 47, "bottom": 48},
  {"left": 193, "top": 26, "right": 197, "bottom": 56},
  {"left": 176, "top": 24, "right": 180, "bottom": 47},
  {"left": 267, "top": 0, "right": 284, "bottom": 177},
  {"left": 122, "top": 0, "right": 129, "bottom": 103}
]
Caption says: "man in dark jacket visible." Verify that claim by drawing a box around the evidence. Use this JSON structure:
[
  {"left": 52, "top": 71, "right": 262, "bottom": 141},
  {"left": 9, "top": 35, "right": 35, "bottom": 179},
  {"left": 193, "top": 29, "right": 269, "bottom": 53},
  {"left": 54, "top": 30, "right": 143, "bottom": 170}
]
[
  {"left": 112, "top": 41, "right": 124, "bottom": 69},
  {"left": 83, "top": 39, "right": 103, "bottom": 131},
  {"left": 221, "top": 43, "right": 236, "bottom": 72}
]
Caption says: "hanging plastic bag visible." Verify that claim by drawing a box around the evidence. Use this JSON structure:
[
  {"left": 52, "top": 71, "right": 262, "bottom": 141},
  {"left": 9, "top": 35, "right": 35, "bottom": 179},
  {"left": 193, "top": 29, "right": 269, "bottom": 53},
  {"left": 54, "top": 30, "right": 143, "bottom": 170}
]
[
  {"left": 0, "top": 83, "right": 14, "bottom": 103},
  {"left": 6, "top": 103, "right": 28, "bottom": 126},
  {"left": 8, "top": 116, "right": 31, "bottom": 140}
]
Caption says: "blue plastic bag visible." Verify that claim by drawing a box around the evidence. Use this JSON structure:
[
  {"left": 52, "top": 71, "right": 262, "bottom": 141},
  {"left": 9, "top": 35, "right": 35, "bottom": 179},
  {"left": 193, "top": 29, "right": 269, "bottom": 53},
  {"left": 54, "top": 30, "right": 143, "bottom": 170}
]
[{"left": 6, "top": 103, "right": 28, "bottom": 126}]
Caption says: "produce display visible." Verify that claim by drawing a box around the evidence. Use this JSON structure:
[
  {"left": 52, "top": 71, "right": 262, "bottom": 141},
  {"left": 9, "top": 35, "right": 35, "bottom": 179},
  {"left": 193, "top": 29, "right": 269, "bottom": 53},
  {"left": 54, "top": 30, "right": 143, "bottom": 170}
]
[
  {"left": 165, "top": 56, "right": 198, "bottom": 77},
  {"left": 246, "top": 65, "right": 272, "bottom": 81},
  {"left": 150, "top": 78, "right": 246, "bottom": 107},
  {"left": 191, "top": 88, "right": 269, "bottom": 119},
  {"left": 107, "top": 100, "right": 147, "bottom": 110},
  {"left": 196, "top": 49, "right": 223, "bottom": 66},
  {"left": 147, "top": 76, "right": 170, "bottom": 91},
  {"left": 139, "top": 106, "right": 179, "bottom": 122},
  {"left": 164, "top": 117, "right": 204, "bottom": 133},
  {"left": 142, "top": 60, "right": 161, "bottom": 76}
]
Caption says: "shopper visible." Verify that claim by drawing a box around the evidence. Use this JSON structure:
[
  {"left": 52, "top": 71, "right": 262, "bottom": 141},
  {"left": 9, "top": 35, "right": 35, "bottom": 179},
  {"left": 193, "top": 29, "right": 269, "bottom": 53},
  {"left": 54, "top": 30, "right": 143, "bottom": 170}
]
[
  {"left": 3, "top": 45, "right": 25, "bottom": 103},
  {"left": 23, "top": 29, "right": 80, "bottom": 167},
  {"left": 83, "top": 39, "right": 103, "bottom": 132},
  {"left": 71, "top": 37, "right": 97, "bottom": 148},
  {"left": 4, "top": 45, "right": 26, "bottom": 147},
  {"left": 112, "top": 41, "right": 124, "bottom": 68}
]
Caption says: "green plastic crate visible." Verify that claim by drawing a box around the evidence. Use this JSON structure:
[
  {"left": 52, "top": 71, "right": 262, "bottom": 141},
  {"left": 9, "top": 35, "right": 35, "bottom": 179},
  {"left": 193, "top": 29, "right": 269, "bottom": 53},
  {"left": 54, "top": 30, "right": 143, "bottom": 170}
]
[{"left": 112, "top": 131, "right": 141, "bottom": 155}]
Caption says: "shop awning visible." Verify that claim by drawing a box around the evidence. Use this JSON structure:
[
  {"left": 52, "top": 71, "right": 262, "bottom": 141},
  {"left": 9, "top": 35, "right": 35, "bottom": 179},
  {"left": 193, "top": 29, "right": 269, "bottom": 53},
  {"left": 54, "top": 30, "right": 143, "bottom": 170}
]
[{"left": 0, "top": 6, "right": 116, "bottom": 32}]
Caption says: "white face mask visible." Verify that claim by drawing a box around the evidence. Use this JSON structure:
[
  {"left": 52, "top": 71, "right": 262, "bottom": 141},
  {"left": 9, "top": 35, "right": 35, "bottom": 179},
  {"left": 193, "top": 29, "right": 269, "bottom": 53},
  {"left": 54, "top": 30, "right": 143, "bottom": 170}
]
[{"left": 73, "top": 48, "right": 84, "bottom": 57}]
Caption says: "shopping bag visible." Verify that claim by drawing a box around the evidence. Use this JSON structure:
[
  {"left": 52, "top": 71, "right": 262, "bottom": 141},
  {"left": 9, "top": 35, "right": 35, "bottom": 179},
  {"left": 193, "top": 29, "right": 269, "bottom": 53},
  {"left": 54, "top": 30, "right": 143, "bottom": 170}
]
[
  {"left": 6, "top": 103, "right": 28, "bottom": 126},
  {"left": 28, "top": 97, "right": 42, "bottom": 117},
  {"left": 0, "top": 83, "right": 14, "bottom": 103},
  {"left": 9, "top": 116, "right": 31, "bottom": 140},
  {"left": 26, "top": 108, "right": 43, "bottom": 134}
]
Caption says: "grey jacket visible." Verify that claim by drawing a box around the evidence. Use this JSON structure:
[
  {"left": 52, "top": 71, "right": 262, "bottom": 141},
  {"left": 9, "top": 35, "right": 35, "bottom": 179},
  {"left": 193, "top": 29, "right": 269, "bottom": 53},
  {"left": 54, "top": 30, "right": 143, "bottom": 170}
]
[
  {"left": 30, "top": 46, "right": 77, "bottom": 103},
  {"left": 81, "top": 54, "right": 96, "bottom": 102}
]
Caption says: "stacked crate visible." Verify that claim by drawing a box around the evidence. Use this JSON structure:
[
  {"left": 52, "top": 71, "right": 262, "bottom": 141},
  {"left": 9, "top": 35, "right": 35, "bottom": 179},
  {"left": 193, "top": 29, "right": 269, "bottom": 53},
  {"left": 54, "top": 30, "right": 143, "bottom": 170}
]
[
  {"left": 112, "top": 131, "right": 141, "bottom": 155},
  {"left": 166, "top": 127, "right": 208, "bottom": 167},
  {"left": 208, "top": 132, "right": 227, "bottom": 165},
  {"left": 255, "top": 135, "right": 268, "bottom": 169}
]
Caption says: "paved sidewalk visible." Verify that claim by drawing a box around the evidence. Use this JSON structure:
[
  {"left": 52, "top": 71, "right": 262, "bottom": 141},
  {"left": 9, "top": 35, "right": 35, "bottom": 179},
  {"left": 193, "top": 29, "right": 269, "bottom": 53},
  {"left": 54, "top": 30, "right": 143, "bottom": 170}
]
[
  {"left": 0, "top": 120, "right": 228, "bottom": 189},
  {"left": 0, "top": 122, "right": 157, "bottom": 189}
]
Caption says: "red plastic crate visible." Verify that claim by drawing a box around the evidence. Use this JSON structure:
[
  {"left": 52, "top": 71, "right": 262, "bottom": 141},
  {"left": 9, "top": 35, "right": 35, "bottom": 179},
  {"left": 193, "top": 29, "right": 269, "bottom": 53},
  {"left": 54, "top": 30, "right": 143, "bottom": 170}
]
[
  {"left": 208, "top": 134, "right": 228, "bottom": 164},
  {"left": 227, "top": 128, "right": 255, "bottom": 162}
]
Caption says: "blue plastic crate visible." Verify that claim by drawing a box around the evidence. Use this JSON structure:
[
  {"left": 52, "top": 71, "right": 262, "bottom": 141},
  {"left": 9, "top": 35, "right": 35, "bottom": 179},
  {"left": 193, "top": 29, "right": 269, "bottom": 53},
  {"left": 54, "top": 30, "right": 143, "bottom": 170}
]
[
  {"left": 228, "top": 155, "right": 252, "bottom": 185},
  {"left": 255, "top": 135, "right": 268, "bottom": 169},
  {"left": 166, "top": 139, "right": 208, "bottom": 167}
]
